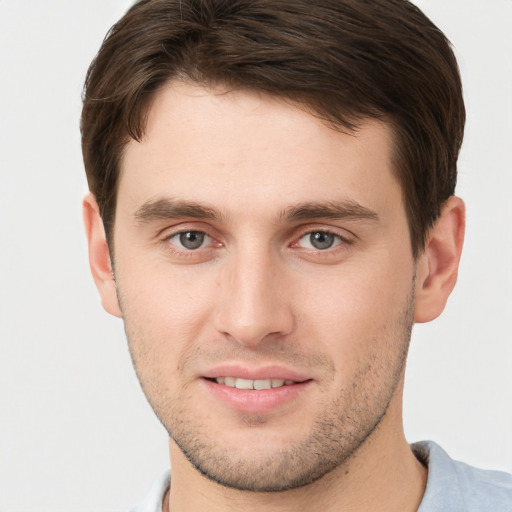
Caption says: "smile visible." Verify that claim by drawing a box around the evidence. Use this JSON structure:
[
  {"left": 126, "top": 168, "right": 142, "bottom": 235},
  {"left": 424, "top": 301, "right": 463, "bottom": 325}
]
[
  {"left": 203, "top": 373, "right": 313, "bottom": 413},
  {"left": 214, "top": 377, "right": 296, "bottom": 390}
]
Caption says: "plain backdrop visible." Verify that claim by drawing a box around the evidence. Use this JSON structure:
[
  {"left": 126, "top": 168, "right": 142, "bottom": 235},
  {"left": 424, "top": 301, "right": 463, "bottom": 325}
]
[{"left": 0, "top": 1, "right": 511, "bottom": 511}]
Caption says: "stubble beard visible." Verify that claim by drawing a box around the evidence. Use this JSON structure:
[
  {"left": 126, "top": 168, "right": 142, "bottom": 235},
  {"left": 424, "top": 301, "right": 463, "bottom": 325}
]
[{"left": 121, "top": 285, "right": 415, "bottom": 493}]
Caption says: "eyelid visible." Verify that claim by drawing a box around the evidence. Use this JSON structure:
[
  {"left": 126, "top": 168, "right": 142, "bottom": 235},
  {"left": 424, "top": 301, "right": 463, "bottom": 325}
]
[
  {"left": 158, "top": 222, "right": 354, "bottom": 259},
  {"left": 295, "top": 232, "right": 344, "bottom": 251},
  {"left": 159, "top": 221, "right": 219, "bottom": 240},
  {"left": 159, "top": 222, "right": 223, "bottom": 256},
  {"left": 167, "top": 230, "right": 212, "bottom": 250},
  {"left": 292, "top": 225, "right": 355, "bottom": 245}
]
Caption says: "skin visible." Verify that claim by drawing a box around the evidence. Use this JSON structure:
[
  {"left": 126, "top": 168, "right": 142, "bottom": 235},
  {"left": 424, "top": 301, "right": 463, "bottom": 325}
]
[{"left": 84, "top": 82, "right": 465, "bottom": 512}]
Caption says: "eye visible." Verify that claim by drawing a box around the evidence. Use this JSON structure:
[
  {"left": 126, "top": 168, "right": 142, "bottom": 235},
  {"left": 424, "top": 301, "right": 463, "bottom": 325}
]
[
  {"left": 168, "top": 231, "right": 210, "bottom": 250},
  {"left": 297, "top": 231, "right": 343, "bottom": 250}
]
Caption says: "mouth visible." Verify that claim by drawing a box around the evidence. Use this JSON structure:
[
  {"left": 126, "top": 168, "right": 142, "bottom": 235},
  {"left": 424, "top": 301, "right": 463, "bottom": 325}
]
[
  {"left": 202, "top": 371, "right": 313, "bottom": 414},
  {"left": 210, "top": 377, "right": 298, "bottom": 390}
]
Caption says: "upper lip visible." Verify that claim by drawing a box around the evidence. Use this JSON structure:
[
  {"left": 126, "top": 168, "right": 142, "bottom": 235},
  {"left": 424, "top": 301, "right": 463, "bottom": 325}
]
[{"left": 200, "top": 365, "right": 311, "bottom": 382}]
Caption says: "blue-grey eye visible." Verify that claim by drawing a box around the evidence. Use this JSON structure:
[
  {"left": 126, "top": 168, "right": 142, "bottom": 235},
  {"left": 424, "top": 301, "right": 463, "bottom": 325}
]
[
  {"left": 298, "top": 231, "right": 342, "bottom": 250},
  {"left": 309, "top": 232, "right": 335, "bottom": 249},
  {"left": 178, "top": 231, "right": 206, "bottom": 250}
]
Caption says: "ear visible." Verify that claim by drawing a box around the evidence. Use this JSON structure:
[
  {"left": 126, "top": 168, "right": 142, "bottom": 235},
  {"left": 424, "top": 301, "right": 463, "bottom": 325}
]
[
  {"left": 83, "top": 194, "right": 122, "bottom": 318},
  {"left": 414, "top": 196, "right": 465, "bottom": 323}
]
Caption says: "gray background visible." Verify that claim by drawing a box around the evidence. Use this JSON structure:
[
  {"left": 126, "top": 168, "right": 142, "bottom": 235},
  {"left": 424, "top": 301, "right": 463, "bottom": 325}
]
[{"left": 1, "top": 1, "right": 511, "bottom": 510}]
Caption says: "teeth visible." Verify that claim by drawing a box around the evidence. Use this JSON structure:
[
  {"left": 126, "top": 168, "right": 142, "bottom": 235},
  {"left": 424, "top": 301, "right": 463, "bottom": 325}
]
[
  {"left": 215, "top": 377, "right": 296, "bottom": 390},
  {"left": 254, "top": 379, "right": 272, "bottom": 390},
  {"left": 224, "top": 377, "right": 236, "bottom": 387},
  {"left": 236, "top": 378, "right": 254, "bottom": 390}
]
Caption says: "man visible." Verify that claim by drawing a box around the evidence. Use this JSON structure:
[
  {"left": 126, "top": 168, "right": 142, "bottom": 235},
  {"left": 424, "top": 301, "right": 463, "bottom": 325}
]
[{"left": 81, "top": 0, "right": 512, "bottom": 510}]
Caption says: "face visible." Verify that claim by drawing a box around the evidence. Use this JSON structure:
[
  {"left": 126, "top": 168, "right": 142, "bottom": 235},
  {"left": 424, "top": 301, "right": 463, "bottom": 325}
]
[{"left": 112, "top": 82, "right": 418, "bottom": 491}]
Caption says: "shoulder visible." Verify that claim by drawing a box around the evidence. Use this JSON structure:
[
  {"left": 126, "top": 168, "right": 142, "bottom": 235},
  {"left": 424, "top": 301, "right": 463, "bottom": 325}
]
[{"left": 413, "top": 441, "right": 512, "bottom": 512}]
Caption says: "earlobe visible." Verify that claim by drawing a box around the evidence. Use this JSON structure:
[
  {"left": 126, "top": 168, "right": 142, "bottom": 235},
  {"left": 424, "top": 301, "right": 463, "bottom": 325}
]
[
  {"left": 414, "top": 196, "right": 465, "bottom": 323},
  {"left": 82, "top": 194, "right": 122, "bottom": 318}
]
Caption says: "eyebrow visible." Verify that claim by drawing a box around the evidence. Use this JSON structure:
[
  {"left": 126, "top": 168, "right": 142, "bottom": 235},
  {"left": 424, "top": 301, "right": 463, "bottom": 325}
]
[
  {"left": 134, "top": 198, "right": 223, "bottom": 223},
  {"left": 282, "top": 200, "right": 379, "bottom": 223},
  {"left": 133, "top": 197, "right": 379, "bottom": 224}
]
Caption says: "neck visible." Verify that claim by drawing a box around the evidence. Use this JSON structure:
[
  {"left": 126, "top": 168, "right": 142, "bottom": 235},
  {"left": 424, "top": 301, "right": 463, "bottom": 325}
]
[{"left": 163, "top": 394, "right": 427, "bottom": 512}]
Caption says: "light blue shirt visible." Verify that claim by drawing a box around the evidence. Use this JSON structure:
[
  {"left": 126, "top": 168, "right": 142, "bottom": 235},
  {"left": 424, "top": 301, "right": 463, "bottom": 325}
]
[
  {"left": 131, "top": 441, "right": 512, "bottom": 511},
  {"left": 413, "top": 441, "right": 512, "bottom": 511}
]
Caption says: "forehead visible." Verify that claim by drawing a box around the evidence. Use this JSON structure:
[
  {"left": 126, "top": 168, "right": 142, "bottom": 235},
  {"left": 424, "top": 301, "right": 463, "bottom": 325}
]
[{"left": 118, "top": 82, "right": 402, "bottom": 221}]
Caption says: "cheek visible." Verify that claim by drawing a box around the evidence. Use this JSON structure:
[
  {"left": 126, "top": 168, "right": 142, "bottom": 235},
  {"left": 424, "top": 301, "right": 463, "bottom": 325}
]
[
  {"left": 295, "top": 259, "right": 414, "bottom": 357},
  {"left": 115, "top": 261, "right": 218, "bottom": 377}
]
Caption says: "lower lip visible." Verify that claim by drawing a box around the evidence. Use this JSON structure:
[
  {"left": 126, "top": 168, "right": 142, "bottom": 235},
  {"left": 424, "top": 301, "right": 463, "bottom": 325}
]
[{"left": 202, "top": 378, "right": 312, "bottom": 414}]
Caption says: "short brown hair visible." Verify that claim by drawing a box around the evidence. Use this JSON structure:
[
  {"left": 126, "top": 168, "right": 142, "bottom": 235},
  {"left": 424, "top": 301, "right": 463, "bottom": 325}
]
[{"left": 81, "top": 0, "right": 465, "bottom": 257}]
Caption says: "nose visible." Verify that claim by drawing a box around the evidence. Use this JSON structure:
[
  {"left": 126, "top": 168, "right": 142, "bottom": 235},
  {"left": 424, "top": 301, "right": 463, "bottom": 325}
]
[{"left": 213, "top": 247, "right": 295, "bottom": 347}]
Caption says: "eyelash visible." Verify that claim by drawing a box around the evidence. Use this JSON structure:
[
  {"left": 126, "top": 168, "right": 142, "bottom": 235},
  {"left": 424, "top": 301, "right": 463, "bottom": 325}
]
[
  {"left": 293, "top": 230, "right": 351, "bottom": 251},
  {"left": 164, "top": 230, "right": 218, "bottom": 255},
  {"left": 161, "top": 227, "right": 353, "bottom": 258}
]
